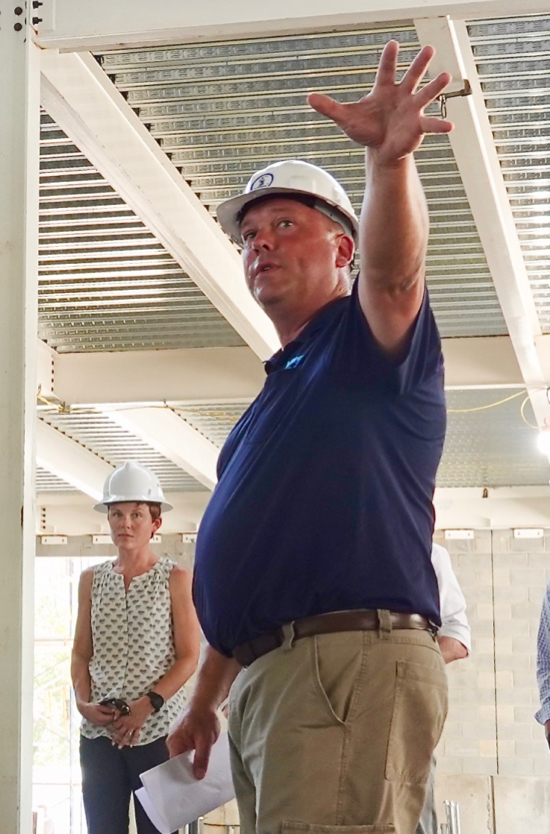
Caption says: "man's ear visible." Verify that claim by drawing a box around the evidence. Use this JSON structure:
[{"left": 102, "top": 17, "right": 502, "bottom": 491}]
[{"left": 335, "top": 233, "right": 355, "bottom": 268}]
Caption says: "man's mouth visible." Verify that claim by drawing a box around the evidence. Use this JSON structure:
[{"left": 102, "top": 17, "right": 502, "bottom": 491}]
[{"left": 255, "top": 261, "right": 278, "bottom": 277}]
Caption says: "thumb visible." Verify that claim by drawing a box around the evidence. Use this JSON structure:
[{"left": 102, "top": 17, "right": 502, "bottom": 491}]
[{"left": 307, "top": 93, "right": 346, "bottom": 125}]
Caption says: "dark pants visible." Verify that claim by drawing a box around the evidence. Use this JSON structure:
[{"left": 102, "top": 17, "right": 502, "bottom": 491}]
[{"left": 80, "top": 734, "right": 176, "bottom": 834}]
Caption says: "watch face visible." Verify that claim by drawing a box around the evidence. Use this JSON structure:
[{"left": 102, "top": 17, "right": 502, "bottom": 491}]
[{"left": 148, "top": 691, "right": 164, "bottom": 712}]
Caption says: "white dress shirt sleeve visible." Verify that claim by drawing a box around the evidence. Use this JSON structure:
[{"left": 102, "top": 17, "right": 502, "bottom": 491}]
[{"left": 431, "top": 542, "right": 471, "bottom": 654}]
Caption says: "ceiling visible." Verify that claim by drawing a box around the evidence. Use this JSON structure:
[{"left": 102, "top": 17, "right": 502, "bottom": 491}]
[{"left": 30, "top": 2, "right": 550, "bottom": 533}]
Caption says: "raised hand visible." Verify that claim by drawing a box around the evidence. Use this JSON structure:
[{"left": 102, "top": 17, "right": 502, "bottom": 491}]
[{"left": 308, "top": 40, "right": 453, "bottom": 166}]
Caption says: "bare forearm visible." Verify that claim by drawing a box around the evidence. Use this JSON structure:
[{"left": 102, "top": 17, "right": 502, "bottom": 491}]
[
  {"left": 360, "top": 151, "right": 428, "bottom": 292},
  {"left": 71, "top": 653, "right": 92, "bottom": 709},
  {"left": 189, "top": 645, "right": 241, "bottom": 712},
  {"left": 149, "top": 654, "right": 199, "bottom": 701}
]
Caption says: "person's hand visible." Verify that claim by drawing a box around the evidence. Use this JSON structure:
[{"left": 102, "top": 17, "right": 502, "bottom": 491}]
[
  {"left": 166, "top": 706, "right": 220, "bottom": 779},
  {"left": 308, "top": 40, "right": 453, "bottom": 166},
  {"left": 77, "top": 701, "right": 117, "bottom": 728},
  {"left": 544, "top": 720, "right": 550, "bottom": 749},
  {"left": 110, "top": 697, "right": 153, "bottom": 748},
  {"left": 438, "top": 636, "right": 468, "bottom": 664}
]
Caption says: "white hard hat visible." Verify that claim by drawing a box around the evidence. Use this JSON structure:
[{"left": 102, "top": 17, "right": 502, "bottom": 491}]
[
  {"left": 94, "top": 461, "right": 173, "bottom": 513},
  {"left": 216, "top": 159, "right": 359, "bottom": 243}
]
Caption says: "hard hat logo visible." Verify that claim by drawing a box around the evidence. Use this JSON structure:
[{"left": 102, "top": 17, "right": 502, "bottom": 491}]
[
  {"left": 250, "top": 173, "right": 274, "bottom": 191},
  {"left": 216, "top": 159, "right": 359, "bottom": 244},
  {"left": 93, "top": 461, "right": 173, "bottom": 513}
]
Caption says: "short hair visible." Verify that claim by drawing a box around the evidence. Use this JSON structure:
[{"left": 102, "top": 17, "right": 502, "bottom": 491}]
[{"left": 107, "top": 501, "right": 161, "bottom": 521}]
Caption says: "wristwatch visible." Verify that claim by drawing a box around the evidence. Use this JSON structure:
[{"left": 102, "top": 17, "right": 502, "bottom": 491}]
[{"left": 145, "top": 690, "right": 165, "bottom": 713}]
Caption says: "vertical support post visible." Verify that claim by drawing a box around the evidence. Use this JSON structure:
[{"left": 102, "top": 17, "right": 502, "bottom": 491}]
[{"left": 0, "top": 3, "right": 40, "bottom": 831}]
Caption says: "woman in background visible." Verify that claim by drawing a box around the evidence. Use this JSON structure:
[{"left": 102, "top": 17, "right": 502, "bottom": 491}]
[{"left": 71, "top": 461, "right": 200, "bottom": 834}]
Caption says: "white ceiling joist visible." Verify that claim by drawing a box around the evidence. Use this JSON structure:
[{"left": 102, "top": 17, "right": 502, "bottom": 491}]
[
  {"left": 105, "top": 407, "right": 219, "bottom": 490},
  {"left": 52, "top": 345, "right": 265, "bottom": 406},
  {"left": 47, "top": 336, "right": 525, "bottom": 406},
  {"left": 40, "top": 50, "right": 279, "bottom": 360},
  {"left": 36, "top": 419, "right": 113, "bottom": 501},
  {"left": 35, "top": 0, "right": 550, "bottom": 51},
  {"left": 415, "top": 16, "right": 550, "bottom": 427}
]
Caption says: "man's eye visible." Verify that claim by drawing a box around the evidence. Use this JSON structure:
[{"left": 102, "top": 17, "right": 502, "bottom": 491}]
[
  {"left": 241, "top": 230, "right": 255, "bottom": 242},
  {"left": 278, "top": 219, "right": 293, "bottom": 228}
]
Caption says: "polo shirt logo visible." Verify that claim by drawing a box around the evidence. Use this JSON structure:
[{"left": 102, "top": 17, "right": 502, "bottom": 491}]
[{"left": 284, "top": 355, "right": 304, "bottom": 370}]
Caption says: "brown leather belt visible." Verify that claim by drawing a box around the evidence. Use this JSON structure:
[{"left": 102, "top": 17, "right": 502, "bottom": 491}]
[{"left": 232, "top": 609, "right": 437, "bottom": 667}]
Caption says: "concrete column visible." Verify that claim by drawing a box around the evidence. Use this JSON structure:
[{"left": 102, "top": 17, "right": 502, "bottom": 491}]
[{"left": 0, "top": 4, "right": 40, "bottom": 831}]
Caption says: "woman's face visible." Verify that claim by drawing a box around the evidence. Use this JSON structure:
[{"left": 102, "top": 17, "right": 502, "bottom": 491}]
[{"left": 107, "top": 502, "right": 161, "bottom": 549}]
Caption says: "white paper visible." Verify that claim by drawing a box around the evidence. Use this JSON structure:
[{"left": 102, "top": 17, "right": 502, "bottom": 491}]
[{"left": 136, "top": 732, "right": 235, "bottom": 834}]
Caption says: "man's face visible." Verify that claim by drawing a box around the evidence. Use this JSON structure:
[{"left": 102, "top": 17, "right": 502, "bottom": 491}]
[
  {"left": 107, "top": 502, "right": 161, "bottom": 549},
  {"left": 240, "top": 197, "right": 352, "bottom": 313}
]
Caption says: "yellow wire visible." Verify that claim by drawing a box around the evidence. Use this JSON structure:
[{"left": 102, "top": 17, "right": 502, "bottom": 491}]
[
  {"left": 447, "top": 389, "right": 528, "bottom": 414},
  {"left": 520, "top": 394, "right": 539, "bottom": 430}
]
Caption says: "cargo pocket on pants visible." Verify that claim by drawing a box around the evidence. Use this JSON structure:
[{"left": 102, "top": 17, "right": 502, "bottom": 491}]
[
  {"left": 282, "top": 823, "right": 395, "bottom": 833},
  {"left": 384, "top": 659, "right": 448, "bottom": 784}
]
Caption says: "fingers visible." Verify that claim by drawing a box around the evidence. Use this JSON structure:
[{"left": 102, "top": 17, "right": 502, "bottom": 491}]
[
  {"left": 307, "top": 92, "right": 346, "bottom": 125},
  {"left": 374, "top": 40, "right": 399, "bottom": 88},
  {"left": 193, "top": 735, "right": 213, "bottom": 780},
  {"left": 420, "top": 115, "right": 454, "bottom": 135},
  {"left": 415, "top": 72, "right": 452, "bottom": 109},
  {"left": 166, "top": 727, "right": 192, "bottom": 758},
  {"left": 399, "top": 44, "right": 435, "bottom": 94}
]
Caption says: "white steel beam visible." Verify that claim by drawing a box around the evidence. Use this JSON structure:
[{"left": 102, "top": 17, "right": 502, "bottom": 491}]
[
  {"left": 36, "top": 420, "right": 113, "bottom": 501},
  {"left": 415, "top": 17, "right": 550, "bottom": 427},
  {"left": 35, "top": 486, "right": 550, "bottom": 535},
  {"left": 37, "top": 339, "right": 57, "bottom": 400},
  {"left": 40, "top": 50, "right": 278, "bottom": 360},
  {"left": 0, "top": 20, "right": 40, "bottom": 832},
  {"left": 52, "top": 345, "right": 265, "bottom": 406},
  {"left": 106, "top": 407, "right": 219, "bottom": 490},
  {"left": 35, "top": 0, "right": 550, "bottom": 52},
  {"left": 45, "top": 337, "right": 524, "bottom": 406}
]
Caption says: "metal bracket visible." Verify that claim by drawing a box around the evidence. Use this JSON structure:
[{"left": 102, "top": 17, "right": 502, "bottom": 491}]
[{"left": 439, "top": 79, "right": 472, "bottom": 119}]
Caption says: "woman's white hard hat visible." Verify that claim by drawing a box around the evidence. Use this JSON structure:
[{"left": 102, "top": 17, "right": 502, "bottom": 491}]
[
  {"left": 216, "top": 159, "right": 359, "bottom": 243},
  {"left": 94, "top": 461, "right": 173, "bottom": 513}
]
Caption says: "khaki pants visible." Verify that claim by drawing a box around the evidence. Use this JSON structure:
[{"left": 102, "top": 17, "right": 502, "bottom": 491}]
[{"left": 228, "top": 618, "right": 448, "bottom": 834}]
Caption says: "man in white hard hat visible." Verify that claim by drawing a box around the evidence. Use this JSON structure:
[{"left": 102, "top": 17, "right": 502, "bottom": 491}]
[
  {"left": 169, "top": 41, "right": 453, "bottom": 833},
  {"left": 72, "top": 462, "right": 200, "bottom": 834}
]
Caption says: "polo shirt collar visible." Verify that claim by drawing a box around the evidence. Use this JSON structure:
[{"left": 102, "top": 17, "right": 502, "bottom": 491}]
[{"left": 264, "top": 294, "right": 349, "bottom": 375}]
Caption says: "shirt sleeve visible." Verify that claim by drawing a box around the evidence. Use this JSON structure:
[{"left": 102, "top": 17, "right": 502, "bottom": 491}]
[
  {"left": 535, "top": 584, "right": 550, "bottom": 724},
  {"left": 431, "top": 543, "right": 471, "bottom": 653},
  {"left": 330, "top": 278, "right": 443, "bottom": 396}
]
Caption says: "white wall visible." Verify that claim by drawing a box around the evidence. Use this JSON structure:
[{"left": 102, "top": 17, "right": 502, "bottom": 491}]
[{"left": 434, "top": 529, "right": 550, "bottom": 832}]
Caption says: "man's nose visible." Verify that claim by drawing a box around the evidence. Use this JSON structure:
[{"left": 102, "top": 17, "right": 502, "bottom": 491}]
[{"left": 250, "top": 228, "right": 274, "bottom": 250}]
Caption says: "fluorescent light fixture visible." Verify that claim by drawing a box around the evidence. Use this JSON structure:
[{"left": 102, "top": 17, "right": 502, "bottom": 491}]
[
  {"left": 40, "top": 535, "right": 68, "bottom": 545},
  {"left": 444, "top": 530, "right": 475, "bottom": 540},
  {"left": 513, "top": 528, "right": 544, "bottom": 539}
]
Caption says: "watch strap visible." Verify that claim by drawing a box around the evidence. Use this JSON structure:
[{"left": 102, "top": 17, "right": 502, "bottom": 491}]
[{"left": 145, "top": 690, "right": 165, "bottom": 713}]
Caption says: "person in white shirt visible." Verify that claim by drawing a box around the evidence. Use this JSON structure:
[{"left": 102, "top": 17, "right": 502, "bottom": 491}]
[{"left": 417, "top": 542, "right": 472, "bottom": 834}]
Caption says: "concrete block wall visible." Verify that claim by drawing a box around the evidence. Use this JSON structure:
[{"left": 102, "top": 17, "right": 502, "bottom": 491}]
[{"left": 432, "top": 528, "right": 550, "bottom": 832}]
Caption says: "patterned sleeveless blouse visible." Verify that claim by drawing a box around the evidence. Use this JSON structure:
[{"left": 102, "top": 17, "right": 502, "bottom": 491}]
[{"left": 80, "top": 556, "right": 186, "bottom": 744}]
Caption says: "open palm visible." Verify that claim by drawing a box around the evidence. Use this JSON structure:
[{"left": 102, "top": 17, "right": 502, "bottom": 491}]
[{"left": 308, "top": 41, "right": 453, "bottom": 165}]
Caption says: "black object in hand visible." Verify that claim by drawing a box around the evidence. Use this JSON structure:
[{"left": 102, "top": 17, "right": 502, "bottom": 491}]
[{"left": 100, "top": 697, "right": 131, "bottom": 715}]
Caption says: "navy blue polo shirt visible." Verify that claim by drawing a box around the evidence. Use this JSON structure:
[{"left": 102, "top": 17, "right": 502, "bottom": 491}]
[{"left": 193, "top": 281, "right": 446, "bottom": 656}]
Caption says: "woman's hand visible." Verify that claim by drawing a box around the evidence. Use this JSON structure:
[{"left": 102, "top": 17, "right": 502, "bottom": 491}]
[
  {"left": 77, "top": 701, "right": 117, "bottom": 728},
  {"left": 110, "top": 696, "right": 153, "bottom": 748}
]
